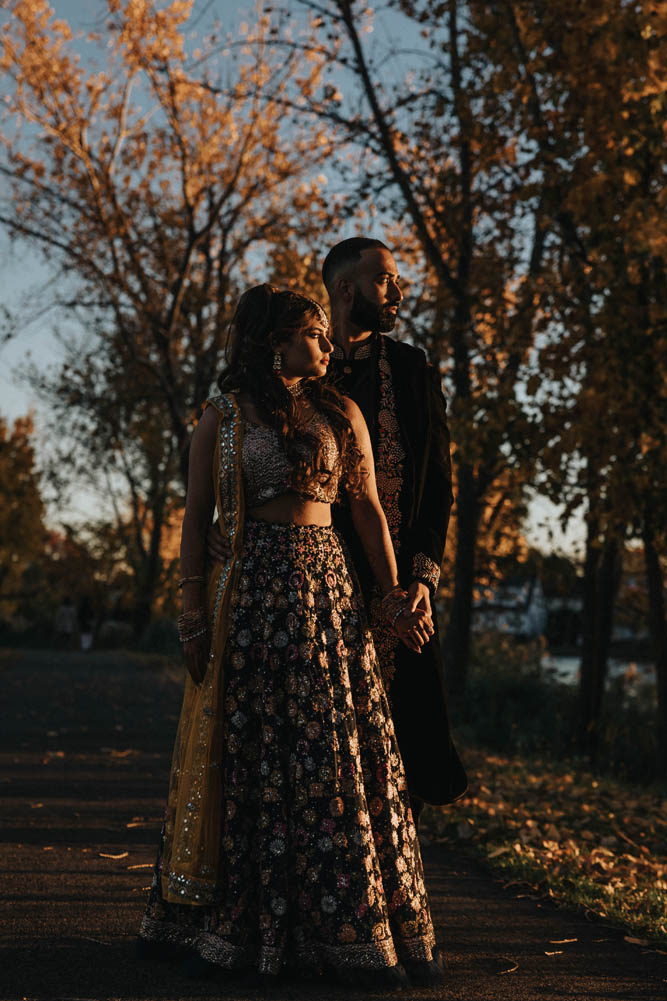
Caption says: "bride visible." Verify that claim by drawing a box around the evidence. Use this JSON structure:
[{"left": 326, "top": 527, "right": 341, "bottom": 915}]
[{"left": 138, "top": 284, "right": 444, "bottom": 988}]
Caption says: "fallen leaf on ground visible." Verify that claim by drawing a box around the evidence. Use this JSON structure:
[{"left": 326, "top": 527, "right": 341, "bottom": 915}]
[
  {"left": 550, "top": 938, "right": 578, "bottom": 944},
  {"left": 545, "top": 950, "right": 563, "bottom": 955},
  {"left": 127, "top": 862, "right": 153, "bottom": 869},
  {"left": 498, "top": 958, "right": 519, "bottom": 974},
  {"left": 99, "top": 851, "right": 129, "bottom": 859},
  {"left": 488, "top": 845, "right": 510, "bottom": 859},
  {"left": 624, "top": 935, "right": 649, "bottom": 946},
  {"left": 423, "top": 744, "right": 667, "bottom": 944}
]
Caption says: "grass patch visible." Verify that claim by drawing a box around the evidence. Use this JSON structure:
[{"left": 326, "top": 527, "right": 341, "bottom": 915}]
[{"left": 422, "top": 742, "right": 667, "bottom": 945}]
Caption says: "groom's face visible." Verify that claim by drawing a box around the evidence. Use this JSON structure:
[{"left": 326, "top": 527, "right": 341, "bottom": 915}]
[{"left": 348, "top": 248, "right": 403, "bottom": 333}]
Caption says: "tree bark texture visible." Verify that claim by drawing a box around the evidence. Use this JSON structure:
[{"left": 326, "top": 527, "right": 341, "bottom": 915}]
[
  {"left": 444, "top": 459, "right": 480, "bottom": 697},
  {"left": 578, "top": 523, "right": 621, "bottom": 763},
  {"left": 642, "top": 512, "right": 667, "bottom": 777}
]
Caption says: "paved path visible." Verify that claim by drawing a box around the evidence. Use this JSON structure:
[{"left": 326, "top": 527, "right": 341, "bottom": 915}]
[{"left": 1, "top": 648, "right": 665, "bottom": 1001}]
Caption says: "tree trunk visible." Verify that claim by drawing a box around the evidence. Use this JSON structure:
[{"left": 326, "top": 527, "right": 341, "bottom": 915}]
[
  {"left": 591, "top": 537, "right": 621, "bottom": 758},
  {"left": 578, "top": 516, "right": 600, "bottom": 753},
  {"left": 444, "top": 458, "right": 480, "bottom": 696},
  {"left": 578, "top": 523, "right": 621, "bottom": 763},
  {"left": 131, "top": 556, "right": 162, "bottom": 638},
  {"left": 642, "top": 511, "right": 667, "bottom": 777},
  {"left": 131, "top": 497, "right": 166, "bottom": 638}
]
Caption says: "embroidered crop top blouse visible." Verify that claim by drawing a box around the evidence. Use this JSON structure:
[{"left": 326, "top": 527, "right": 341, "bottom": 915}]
[{"left": 241, "top": 411, "right": 341, "bottom": 508}]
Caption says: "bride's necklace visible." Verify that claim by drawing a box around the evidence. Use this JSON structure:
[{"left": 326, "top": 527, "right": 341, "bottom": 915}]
[{"left": 286, "top": 379, "right": 306, "bottom": 398}]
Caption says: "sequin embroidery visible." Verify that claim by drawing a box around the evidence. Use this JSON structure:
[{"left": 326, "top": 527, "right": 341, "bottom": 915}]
[{"left": 242, "top": 413, "right": 340, "bottom": 508}]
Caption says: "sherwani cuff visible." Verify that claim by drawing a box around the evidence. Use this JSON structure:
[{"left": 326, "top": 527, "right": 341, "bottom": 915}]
[{"left": 412, "top": 553, "right": 440, "bottom": 595}]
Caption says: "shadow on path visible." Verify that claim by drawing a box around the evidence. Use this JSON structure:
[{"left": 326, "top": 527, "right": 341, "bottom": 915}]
[{"left": 1, "top": 649, "right": 665, "bottom": 1001}]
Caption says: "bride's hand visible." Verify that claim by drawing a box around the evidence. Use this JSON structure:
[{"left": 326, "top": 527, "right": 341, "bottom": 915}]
[{"left": 183, "top": 632, "right": 209, "bottom": 684}]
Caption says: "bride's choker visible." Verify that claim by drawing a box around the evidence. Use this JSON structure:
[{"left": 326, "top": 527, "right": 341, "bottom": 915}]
[{"left": 286, "top": 380, "right": 305, "bottom": 398}]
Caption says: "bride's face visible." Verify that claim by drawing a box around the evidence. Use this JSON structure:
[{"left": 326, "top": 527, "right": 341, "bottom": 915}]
[{"left": 279, "top": 315, "right": 332, "bottom": 381}]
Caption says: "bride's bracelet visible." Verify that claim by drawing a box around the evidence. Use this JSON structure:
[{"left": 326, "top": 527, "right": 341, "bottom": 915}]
[
  {"left": 180, "top": 626, "right": 207, "bottom": 644},
  {"left": 381, "top": 587, "right": 409, "bottom": 633},
  {"left": 178, "top": 607, "right": 206, "bottom": 643},
  {"left": 178, "top": 574, "right": 206, "bottom": 590}
]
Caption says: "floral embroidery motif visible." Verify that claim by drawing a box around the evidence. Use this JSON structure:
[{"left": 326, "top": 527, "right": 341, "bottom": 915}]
[
  {"left": 413, "top": 553, "right": 440, "bottom": 594},
  {"left": 331, "top": 339, "right": 374, "bottom": 361},
  {"left": 369, "top": 338, "right": 406, "bottom": 688}
]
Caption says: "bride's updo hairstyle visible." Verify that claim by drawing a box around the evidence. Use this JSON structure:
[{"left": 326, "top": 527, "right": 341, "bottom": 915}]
[{"left": 217, "top": 284, "right": 365, "bottom": 497}]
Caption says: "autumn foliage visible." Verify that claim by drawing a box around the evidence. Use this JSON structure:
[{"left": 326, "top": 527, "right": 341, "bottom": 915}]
[
  {"left": 0, "top": 1, "right": 665, "bottom": 770},
  {"left": 0, "top": 415, "right": 45, "bottom": 617},
  {"left": 1, "top": 0, "right": 334, "bottom": 620}
]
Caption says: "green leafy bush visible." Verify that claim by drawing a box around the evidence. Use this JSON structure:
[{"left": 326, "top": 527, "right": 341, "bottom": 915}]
[{"left": 454, "top": 632, "right": 659, "bottom": 783}]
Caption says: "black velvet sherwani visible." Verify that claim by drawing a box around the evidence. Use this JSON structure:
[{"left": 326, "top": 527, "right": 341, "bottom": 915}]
[{"left": 330, "top": 333, "right": 467, "bottom": 806}]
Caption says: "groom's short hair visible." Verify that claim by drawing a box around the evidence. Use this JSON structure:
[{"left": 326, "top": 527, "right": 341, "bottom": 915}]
[{"left": 322, "top": 237, "right": 389, "bottom": 291}]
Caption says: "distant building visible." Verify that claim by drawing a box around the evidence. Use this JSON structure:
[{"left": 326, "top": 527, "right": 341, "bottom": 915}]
[
  {"left": 472, "top": 575, "right": 548, "bottom": 638},
  {"left": 471, "top": 547, "right": 656, "bottom": 654}
]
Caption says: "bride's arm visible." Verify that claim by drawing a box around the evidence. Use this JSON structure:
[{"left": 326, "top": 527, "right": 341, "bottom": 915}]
[
  {"left": 343, "top": 398, "right": 432, "bottom": 651},
  {"left": 179, "top": 405, "right": 218, "bottom": 681}
]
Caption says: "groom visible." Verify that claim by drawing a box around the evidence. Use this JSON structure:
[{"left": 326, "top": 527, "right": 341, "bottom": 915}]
[{"left": 323, "top": 237, "right": 466, "bottom": 815}]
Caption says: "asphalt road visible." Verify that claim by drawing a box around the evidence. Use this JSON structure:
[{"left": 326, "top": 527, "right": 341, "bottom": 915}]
[{"left": 1, "top": 647, "right": 665, "bottom": 1001}]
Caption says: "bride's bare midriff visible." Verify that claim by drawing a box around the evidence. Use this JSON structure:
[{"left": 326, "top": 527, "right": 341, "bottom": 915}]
[{"left": 247, "top": 492, "right": 332, "bottom": 526}]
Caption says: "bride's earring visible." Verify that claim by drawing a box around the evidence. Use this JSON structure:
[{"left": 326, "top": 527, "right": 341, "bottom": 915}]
[{"left": 273, "top": 350, "right": 282, "bottom": 374}]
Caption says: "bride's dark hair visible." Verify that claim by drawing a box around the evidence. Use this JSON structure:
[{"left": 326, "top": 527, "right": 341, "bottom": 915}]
[{"left": 217, "top": 284, "right": 365, "bottom": 496}]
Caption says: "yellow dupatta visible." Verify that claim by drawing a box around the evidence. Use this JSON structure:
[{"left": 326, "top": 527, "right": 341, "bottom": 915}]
[{"left": 161, "top": 393, "right": 244, "bottom": 905}]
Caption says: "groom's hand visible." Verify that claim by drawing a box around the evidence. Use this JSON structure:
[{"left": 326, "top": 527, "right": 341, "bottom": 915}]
[
  {"left": 407, "top": 580, "right": 432, "bottom": 618},
  {"left": 206, "top": 521, "right": 230, "bottom": 563}
]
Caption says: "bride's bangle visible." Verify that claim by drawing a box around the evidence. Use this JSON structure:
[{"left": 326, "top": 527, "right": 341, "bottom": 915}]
[
  {"left": 178, "top": 575, "right": 206, "bottom": 590},
  {"left": 381, "top": 587, "right": 409, "bottom": 631},
  {"left": 180, "top": 626, "right": 207, "bottom": 644},
  {"left": 178, "top": 607, "right": 206, "bottom": 642}
]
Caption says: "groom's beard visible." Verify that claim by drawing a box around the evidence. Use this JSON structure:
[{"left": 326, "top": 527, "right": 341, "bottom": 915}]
[{"left": 350, "top": 287, "right": 398, "bottom": 332}]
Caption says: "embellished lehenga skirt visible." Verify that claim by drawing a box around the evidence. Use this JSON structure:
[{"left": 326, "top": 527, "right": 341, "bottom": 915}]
[{"left": 139, "top": 521, "right": 436, "bottom": 975}]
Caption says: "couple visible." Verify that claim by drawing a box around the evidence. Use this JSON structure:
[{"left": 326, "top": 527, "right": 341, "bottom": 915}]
[{"left": 138, "top": 237, "right": 467, "bottom": 989}]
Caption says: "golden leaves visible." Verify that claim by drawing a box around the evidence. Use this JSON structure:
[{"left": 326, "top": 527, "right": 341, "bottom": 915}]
[
  {"left": 1, "top": 0, "right": 332, "bottom": 248},
  {"left": 424, "top": 744, "right": 667, "bottom": 941}
]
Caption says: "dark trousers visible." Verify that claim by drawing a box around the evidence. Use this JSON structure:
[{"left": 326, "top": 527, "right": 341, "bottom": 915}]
[{"left": 409, "top": 793, "right": 425, "bottom": 831}]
